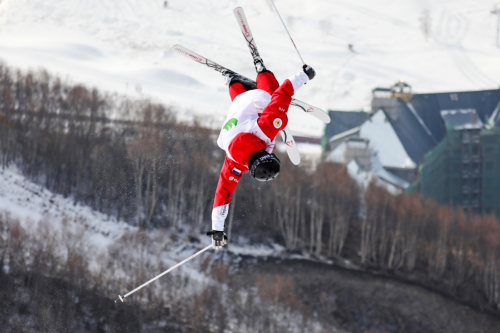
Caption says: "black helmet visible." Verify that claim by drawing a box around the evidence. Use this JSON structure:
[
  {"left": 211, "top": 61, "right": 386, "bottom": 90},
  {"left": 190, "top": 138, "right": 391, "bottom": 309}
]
[{"left": 249, "top": 150, "right": 280, "bottom": 181}]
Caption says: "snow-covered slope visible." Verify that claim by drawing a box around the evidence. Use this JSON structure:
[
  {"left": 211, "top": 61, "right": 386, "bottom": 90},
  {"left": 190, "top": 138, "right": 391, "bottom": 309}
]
[
  {"left": 0, "top": 0, "right": 498, "bottom": 137},
  {"left": 0, "top": 166, "right": 134, "bottom": 249},
  {"left": 0, "top": 165, "right": 284, "bottom": 262}
]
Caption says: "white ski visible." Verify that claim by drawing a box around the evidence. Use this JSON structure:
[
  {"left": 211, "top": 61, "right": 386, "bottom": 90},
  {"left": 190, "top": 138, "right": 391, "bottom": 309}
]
[
  {"left": 232, "top": 7, "right": 330, "bottom": 124},
  {"left": 171, "top": 44, "right": 235, "bottom": 76},
  {"left": 233, "top": 7, "right": 264, "bottom": 69},
  {"left": 171, "top": 44, "right": 330, "bottom": 124},
  {"left": 290, "top": 100, "right": 330, "bottom": 124},
  {"left": 280, "top": 126, "right": 301, "bottom": 165}
]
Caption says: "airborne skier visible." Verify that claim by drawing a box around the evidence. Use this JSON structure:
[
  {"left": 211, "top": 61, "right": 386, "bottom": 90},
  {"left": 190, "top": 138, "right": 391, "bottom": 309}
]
[
  {"left": 114, "top": 66, "right": 316, "bottom": 304},
  {"left": 114, "top": 6, "right": 324, "bottom": 302},
  {"left": 206, "top": 60, "right": 316, "bottom": 250},
  {"left": 172, "top": 6, "right": 324, "bottom": 250}
]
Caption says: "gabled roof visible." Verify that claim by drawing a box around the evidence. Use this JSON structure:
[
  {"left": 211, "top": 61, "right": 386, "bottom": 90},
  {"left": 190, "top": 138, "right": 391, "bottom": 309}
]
[
  {"left": 383, "top": 103, "right": 437, "bottom": 166},
  {"left": 328, "top": 126, "right": 360, "bottom": 143},
  {"left": 325, "top": 88, "right": 500, "bottom": 170},
  {"left": 408, "top": 89, "right": 500, "bottom": 141},
  {"left": 359, "top": 110, "right": 417, "bottom": 168},
  {"left": 325, "top": 110, "right": 368, "bottom": 140},
  {"left": 326, "top": 107, "right": 435, "bottom": 167}
]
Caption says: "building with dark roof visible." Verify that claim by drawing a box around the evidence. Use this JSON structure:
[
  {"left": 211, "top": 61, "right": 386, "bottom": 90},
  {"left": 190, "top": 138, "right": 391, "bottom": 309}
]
[
  {"left": 324, "top": 82, "right": 500, "bottom": 213},
  {"left": 324, "top": 110, "right": 368, "bottom": 143},
  {"left": 405, "top": 89, "right": 500, "bottom": 142}
]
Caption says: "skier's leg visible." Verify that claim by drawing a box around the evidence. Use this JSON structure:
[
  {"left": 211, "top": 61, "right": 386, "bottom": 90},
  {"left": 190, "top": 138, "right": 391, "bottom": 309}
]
[
  {"left": 227, "top": 75, "right": 257, "bottom": 101},
  {"left": 229, "top": 83, "right": 247, "bottom": 101},
  {"left": 256, "top": 71, "right": 279, "bottom": 95}
]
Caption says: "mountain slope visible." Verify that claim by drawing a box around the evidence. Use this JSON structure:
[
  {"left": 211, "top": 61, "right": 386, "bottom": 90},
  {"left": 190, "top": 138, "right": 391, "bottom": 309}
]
[{"left": 0, "top": 0, "right": 498, "bottom": 136}]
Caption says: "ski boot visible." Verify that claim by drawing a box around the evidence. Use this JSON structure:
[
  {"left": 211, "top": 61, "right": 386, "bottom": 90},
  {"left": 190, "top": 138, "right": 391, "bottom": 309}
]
[
  {"left": 224, "top": 72, "right": 257, "bottom": 90},
  {"left": 254, "top": 59, "right": 266, "bottom": 73}
]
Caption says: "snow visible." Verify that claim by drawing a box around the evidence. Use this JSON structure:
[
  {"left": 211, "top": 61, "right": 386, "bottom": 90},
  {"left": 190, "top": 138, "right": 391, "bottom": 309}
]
[
  {"left": 359, "top": 109, "right": 416, "bottom": 168},
  {"left": 276, "top": 141, "right": 322, "bottom": 162},
  {"left": 327, "top": 141, "right": 349, "bottom": 163},
  {"left": 0, "top": 164, "right": 291, "bottom": 263},
  {"left": 0, "top": 165, "right": 222, "bottom": 298},
  {"left": 0, "top": 0, "right": 499, "bottom": 139},
  {"left": 0, "top": 163, "right": 341, "bottom": 270},
  {"left": 228, "top": 239, "right": 286, "bottom": 257},
  {"left": 0, "top": 165, "right": 134, "bottom": 249},
  {"left": 346, "top": 158, "right": 407, "bottom": 195},
  {"left": 440, "top": 108, "right": 483, "bottom": 129},
  {"left": 327, "top": 139, "right": 409, "bottom": 193}
]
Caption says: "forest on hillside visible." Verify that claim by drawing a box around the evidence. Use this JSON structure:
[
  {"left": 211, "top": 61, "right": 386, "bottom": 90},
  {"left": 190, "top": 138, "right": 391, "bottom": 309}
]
[{"left": 0, "top": 63, "right": 500, "bottom": 331}]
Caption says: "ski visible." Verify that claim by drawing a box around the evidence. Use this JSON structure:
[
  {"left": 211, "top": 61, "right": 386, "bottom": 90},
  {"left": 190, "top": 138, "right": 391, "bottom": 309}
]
[
  {"left": 280, "top": 126, "right": 301, "bottom": 165},
  {"left": 290, "top": 99, "right": 330, "bottom": 124},
  {"left": 232, "top": 7, "right": 330, "bottom": 124},
  {"left": 171, "top": 42, "right": 336, "bottom": 164},
  {"left": 170, "top": 44, "right": 330, "bottom": 124},
  {"left": 171, "top": 44, "right": 236, "bottom": 77},
  {"left": 171, "top": 44, "right": 301, "bottom": 164},
  {"left": 233, "top": 7, "right": 264, "bottom": 71}
]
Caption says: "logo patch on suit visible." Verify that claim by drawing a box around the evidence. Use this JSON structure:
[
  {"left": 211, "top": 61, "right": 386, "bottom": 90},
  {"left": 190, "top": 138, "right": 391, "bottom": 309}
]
[
  {"left": 231, "top": 168, "right": 242, "bottom": 176},
  {"left": 273, "top": 118, "right": 283, "bottom": 129},
  {"left": 223, "top": 118, "right": 238, "bottom": 131}
]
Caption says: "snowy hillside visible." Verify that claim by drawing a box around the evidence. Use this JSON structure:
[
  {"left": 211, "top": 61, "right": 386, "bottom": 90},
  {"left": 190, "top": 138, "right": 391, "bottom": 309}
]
[
  {"left": 0, "top": 0, "right": 498, "bottom": 137},
  {"left": 0, "top": 166, "right": 283, "bottom": 266},
  {"left": 0, "top": 166, "right": 133, "bottom": 249}
]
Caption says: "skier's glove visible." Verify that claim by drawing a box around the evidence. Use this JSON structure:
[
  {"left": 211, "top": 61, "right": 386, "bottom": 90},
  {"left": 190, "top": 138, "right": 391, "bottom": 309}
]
[
  {"left": 207, "top": 230, "right": 228, "bottom": 250},
  {"left": 303, "top": 64, "right": 316, "bottom": 80}
]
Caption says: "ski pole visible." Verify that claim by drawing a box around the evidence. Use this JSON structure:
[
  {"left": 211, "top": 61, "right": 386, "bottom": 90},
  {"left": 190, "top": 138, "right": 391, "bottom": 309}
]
[
  {"left": 115, "top": 244, "right": 213, "bottom": 302},
  {"left": 269, "top": 0, "right": 306, "bottom": 65}
]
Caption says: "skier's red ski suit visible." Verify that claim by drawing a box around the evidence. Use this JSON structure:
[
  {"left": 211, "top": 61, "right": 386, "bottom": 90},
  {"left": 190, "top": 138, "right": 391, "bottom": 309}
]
[{"left": 211, "top": 70, "right": 309, "bottom": 231}]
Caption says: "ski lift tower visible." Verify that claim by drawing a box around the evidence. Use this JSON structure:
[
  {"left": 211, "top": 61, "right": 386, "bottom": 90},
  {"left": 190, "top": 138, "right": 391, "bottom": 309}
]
[{"left": 493, "top": 5, "right": 500, "bottom": 47}]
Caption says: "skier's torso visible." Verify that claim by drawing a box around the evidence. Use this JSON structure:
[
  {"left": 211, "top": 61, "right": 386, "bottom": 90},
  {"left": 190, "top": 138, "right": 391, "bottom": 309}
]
[{"left": 217, "top": 89, "right": 276, "bottom": 164}]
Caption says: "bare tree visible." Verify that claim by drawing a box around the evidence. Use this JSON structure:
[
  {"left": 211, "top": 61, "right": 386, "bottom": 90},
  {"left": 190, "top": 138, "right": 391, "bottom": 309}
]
[{"left": 428, "top": 206, "right": 451, "bottom": 280}]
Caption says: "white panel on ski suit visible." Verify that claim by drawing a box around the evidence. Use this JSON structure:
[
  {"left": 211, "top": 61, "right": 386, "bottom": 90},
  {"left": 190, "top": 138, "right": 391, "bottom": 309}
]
[
  {"left": 217, "top": 89, "right": 275, "bottom": 160},
  {"left": 216, "top": 71, "right": 309, "bottom": 163}
]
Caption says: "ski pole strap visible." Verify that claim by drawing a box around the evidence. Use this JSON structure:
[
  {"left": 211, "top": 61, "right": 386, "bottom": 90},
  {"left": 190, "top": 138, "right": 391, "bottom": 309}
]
[{"left": 116, "top": 244, "right": 212, "bottom": 302}]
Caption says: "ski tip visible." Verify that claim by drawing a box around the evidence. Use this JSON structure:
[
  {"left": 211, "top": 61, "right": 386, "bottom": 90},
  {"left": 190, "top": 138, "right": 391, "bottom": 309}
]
[
  {"left": 233, "top": 6, "right": 243, "bottom": 12},
  {"left": 315, "top": 112, "right": 331, "bottom": 124},
  {"left": 290, "top": 151, "right": 301, "bottom": 165}
]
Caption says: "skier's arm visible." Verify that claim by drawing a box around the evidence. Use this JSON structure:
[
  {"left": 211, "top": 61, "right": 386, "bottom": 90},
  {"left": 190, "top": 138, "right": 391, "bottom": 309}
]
[
  {"left": 211, "top": 156, "right": 244, "bottom": 231},
  {"left": 258, "top": 70, "right": 310, "bottom": 141}
]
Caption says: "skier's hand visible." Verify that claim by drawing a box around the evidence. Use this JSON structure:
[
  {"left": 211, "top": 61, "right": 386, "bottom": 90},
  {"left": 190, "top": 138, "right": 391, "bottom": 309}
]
[
  {"left": 303, "top": 64, "right": 316, "bottom": 80},
  {"left": 207, "top": 230, "right": 228, "bottom": 250}
]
